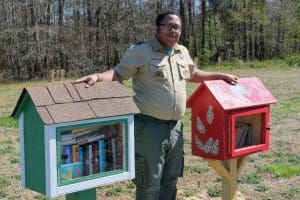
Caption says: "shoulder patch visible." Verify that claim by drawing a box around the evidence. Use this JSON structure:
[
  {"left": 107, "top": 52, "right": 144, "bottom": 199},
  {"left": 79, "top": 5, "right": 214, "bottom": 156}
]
[{"left": 130, "top": 40, "right": 149, "bottom": 49}]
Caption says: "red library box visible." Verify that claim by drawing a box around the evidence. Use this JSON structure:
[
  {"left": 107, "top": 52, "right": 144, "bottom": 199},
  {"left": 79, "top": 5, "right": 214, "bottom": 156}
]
[{"left": 186, "top": 77, "right": 277, "bottom": 160}]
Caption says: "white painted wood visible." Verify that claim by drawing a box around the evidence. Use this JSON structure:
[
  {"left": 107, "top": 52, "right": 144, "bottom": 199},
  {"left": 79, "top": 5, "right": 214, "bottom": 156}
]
[
  {"left": 18, "top": 113, "right": 26, "bottom": 188},
  {"left": 44, "top": 125, "right": 58, "bottom": 197},
  {"left": 56, "top": 172, "right": 131, "bottom": 196},
  {"left": 128, "top": 115, "right": 135, "bottom": 179},
  {"left": 52, "top": 115, "right": 131, "bottom": 129},
  {"left": 43, "top": 115, "right": 135, "bottom": 197}
]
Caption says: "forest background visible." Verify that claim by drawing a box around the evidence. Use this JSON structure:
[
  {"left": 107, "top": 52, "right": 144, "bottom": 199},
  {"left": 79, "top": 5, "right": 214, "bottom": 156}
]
[{"left": 0, "top": 0, "right": 299, "bottom": 82}]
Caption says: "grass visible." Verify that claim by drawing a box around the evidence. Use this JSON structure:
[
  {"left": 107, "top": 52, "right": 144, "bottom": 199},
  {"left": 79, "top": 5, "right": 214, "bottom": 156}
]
[
  {"left": 0, "top": 145, "right": 14, "bottom": 154},
  {"left": 105, "top": 185, "right": 125, "bottom": 197},
  {"left": 271, "top": 96, "right": 300, "bottom": 117},
  {"left": 0, "top": 114, "right": 18, "bottom": 128},
  {"left": 255, "top": 152, "right": 300, "bottom": 178},
  {"left": 280, "top": 187, "right": 300, "bottom": 199},
  {"left": 184, "top": 190, "right": 195, "bottom": 197},
  {"left": 238, "top": 173, "right": 262, "bottom": 184},
  {"left": 184, "top": 165, "right": 209, "bottom": 174},
  {"left": 257, "top": 163, "right": 300, "bottom": 178},
  {"left": 207, "top": 186, "right": 221, "bottom": 197},
  {"left": 255, "top": 184, "right": 268, "bottom": 192},
  {"left": 0, "top": 66, "right": 299, "bottom": 199},
  {"left": 272, "top": 152, "right": 300, "bottom": 165},
  {"left": 0, "top": 191, "right": 8, "bottom": 198}
]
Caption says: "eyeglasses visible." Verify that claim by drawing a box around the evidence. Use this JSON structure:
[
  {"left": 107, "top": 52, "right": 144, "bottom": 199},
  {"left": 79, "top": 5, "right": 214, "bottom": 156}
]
[{"left": 159, "top": 24, "right": 181, "bottom": 32}]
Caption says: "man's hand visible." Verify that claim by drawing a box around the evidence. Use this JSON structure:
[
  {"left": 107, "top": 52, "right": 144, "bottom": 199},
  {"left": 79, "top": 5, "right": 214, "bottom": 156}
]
[
  {"left": 222, "top": 74, "right": 239, "bottom": 85},
  {"left": 73, "top": 73, "right": 100, "bottom": 88}
]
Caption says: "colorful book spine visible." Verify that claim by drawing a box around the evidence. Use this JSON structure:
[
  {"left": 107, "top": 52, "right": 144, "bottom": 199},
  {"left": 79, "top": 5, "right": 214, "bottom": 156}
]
[
  {"left": 79, "top": 146, "right": 84, "bottom": 163},
  {"left": 72, "top": 144, "right": 80, "bottom": 163},
  {"left": 88, "top": 144, "right": 93, "bottom": 175},
  {"left": 92, "top": 142, "right": 99, "bottom": 174},
  {"left": 99, "top": 139, "right": 106, "bottom": 172},
  {"left": 111, "top": 137, "right": 117, "bottom": 169},
  {"left": 62, "top": 145, "right": 72, "bottom": 164},
  {"left": 82, "top": 144, "right": 90, "bottom": 176},
  {"left": 59, "top": 162, "right": 83, "bottom": 181}
]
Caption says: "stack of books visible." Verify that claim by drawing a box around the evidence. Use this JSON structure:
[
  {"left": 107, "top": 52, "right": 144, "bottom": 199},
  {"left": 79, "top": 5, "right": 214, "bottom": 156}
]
[
  {"left": 59, "top": 125, "right": 122, "bottom": 182},
  {"left": 235, "top": 122, "right": 252, "bottom": 149}
]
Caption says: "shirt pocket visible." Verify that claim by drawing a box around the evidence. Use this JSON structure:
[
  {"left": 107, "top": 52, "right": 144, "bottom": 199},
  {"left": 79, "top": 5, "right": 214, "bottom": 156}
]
[
  {"left": 177, "top": 61, "right": 191, "bottom": 80},
  {"left": 149, "top": 59, "right": 168, "bottom": 80}
]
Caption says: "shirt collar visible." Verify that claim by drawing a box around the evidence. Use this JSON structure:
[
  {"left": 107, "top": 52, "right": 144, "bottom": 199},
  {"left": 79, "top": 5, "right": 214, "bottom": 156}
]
[{"left": 151, "top": 36, "right": 181, "bottom": 53}]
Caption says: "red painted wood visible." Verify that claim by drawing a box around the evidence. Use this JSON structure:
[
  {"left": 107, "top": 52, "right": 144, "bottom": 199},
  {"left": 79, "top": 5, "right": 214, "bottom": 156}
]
[{"left": 187, "top": 77, "right": 277, "bottom": 160}]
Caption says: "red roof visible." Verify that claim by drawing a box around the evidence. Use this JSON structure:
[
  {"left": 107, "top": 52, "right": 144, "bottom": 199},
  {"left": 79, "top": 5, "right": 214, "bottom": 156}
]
[{"left": 187, "top": 77, "right": 277, "bottom": 110}]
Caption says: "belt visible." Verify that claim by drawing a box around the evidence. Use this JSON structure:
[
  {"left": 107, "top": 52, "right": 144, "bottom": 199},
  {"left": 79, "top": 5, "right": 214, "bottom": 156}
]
[{"left": 135, "top": 114, "right": 178, "bottom": 123}]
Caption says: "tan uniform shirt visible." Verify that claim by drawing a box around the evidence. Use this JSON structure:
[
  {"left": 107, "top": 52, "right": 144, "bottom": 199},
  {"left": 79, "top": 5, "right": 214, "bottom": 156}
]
[{"left": 114, "top": 36, "right": 195, "bottom": 120}]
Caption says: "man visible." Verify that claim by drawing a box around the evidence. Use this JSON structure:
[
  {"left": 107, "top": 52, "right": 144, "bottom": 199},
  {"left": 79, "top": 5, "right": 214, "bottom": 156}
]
[{"left": 75, "top": 11, "right": 238, "bottom": 200}]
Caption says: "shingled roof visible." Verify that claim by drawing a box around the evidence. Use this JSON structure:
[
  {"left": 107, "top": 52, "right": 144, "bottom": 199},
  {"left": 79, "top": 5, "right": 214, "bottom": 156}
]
[{"left": 12, "top": 81, "right": 140, "bottom": 124}]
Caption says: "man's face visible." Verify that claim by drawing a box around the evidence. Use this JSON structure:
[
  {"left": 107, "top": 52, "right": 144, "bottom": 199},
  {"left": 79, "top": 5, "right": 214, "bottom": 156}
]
[{"left": 156, "top": 14, "right": 181, "bottom": 48}]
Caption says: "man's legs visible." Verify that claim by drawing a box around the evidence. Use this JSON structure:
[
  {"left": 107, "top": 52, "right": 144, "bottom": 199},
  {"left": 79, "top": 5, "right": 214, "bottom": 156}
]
[
  {"left": 133, "top": 115, "right": 184, "bottom": 200},
  {"left": 158, "top": 121, "right": 184, "bottom": 200}
]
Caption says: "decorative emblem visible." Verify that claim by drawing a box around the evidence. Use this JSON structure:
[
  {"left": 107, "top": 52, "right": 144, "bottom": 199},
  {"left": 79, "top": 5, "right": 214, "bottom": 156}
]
[
  {"left": 195, "top": 135, "right": 219, "bottom": 155},
  {"left": 196, "top": 117, "right": 205, "bottom": 134},
  {"left": 206, "top": 105, "right": 214, "bottom": 125}
]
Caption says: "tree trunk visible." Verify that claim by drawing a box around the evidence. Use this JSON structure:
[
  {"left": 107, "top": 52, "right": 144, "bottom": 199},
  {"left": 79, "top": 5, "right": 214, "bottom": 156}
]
[
  {"left": 180, "top": 0, "right": 187, "bottom": 47},
  {"left": 201, "top": 0, "right": 206, "bottom": 49}
]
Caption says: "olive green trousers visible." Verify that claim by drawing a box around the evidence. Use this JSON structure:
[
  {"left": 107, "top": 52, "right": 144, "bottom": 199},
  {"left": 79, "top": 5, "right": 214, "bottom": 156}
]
[{"left": 133, "top": 114, "right": 184, "bottom": 200}]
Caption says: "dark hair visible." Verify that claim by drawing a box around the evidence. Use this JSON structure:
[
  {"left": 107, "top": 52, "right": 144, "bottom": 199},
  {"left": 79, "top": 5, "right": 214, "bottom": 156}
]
[{"left": 155, "top": 11, "right": 182, "bottom": 26}]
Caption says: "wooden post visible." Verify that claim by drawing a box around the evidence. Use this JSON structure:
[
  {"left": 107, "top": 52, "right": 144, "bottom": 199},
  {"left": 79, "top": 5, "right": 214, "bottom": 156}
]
[
  {"left": 49, "top": 70, "right": 55, "bottom": 82},
  {"left": 205, "top": 156, "right": 247, "bottom": 200},
  {"left": 66, "top": 188, "right": 96, "bottom": 200},
  {"left": 59, "top": 69, "right": 65, "bottom": 81}
]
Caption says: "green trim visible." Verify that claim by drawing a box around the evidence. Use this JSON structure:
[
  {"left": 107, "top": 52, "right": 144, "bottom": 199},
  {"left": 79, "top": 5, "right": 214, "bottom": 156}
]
[
  {"left": 66, "top": 188, "right": 96, "bottom": 200},
  {"left": 56, "top": 118, "right": 129, "bottom": 186},
  {"left": 11, "top": 90, "right": 29, "bottom": 119},
  {"left": 23, "top": 98, "right": 46, "bottom": 193}
]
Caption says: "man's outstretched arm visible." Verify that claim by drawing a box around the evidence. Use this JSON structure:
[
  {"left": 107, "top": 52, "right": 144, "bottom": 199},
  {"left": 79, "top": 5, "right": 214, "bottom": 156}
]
[{"left": 73, "top": 69, "right": 123, "bottom": 87}]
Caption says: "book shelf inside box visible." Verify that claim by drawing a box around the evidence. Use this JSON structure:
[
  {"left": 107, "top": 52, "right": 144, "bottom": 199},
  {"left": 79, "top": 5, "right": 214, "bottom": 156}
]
[
  {"left": 57, "top": 121, "right": 126, "bottom": 185},
  {"left": 234, "top": 113, "right": 263, "bottom": 149}
]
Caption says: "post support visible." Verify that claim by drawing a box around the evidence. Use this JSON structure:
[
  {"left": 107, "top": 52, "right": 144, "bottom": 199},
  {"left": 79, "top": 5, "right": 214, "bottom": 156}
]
[
  {"left": 66, "top": 188, "right": 97, "bottom": 200},
  {"left": 205, "top": 156, "right": 248, "bottom": 200}
]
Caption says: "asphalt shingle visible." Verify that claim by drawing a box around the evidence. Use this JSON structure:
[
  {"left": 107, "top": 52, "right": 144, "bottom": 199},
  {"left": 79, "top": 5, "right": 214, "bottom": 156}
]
[{"left": 13, "top": 81, "right": 140, "bottom": 124}]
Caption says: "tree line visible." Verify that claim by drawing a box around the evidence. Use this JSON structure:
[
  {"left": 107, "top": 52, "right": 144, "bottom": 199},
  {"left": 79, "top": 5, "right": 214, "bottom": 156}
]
[{"left": 0, "top": 0, "right": 299, "bottom": 81}]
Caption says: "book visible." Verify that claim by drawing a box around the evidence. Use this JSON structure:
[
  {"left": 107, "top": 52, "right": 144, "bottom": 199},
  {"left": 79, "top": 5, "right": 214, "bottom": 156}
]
[
  {"left": 72, "top": 144, "right": 80, "bottom": 163},
  {"left": 105, "top": 138, "right": 113, "bottom": 170},
  {"left": 61, "top": 145, "right": 72, "bottom": 164},
  {"left": 105, "top": 137, "right": 118, "bottom": 170},
  {"left": 100, "top": 126, "right": 113, "bottom": 138},
  {"left": 61, "top": 127, "right": 104, "bottom": 146},
  {"left": 111, "top": 137, "right": 117, "bottom": 169},
  {"left": 59, "top": 162, "right": 83, "bottom": 181},
  {"left": 92, "top": 142, "right": 99, "bottom": 174},
  {"left": 79, "top": 146, "right": 84, "bottom": 163},
  {"left": 88, "top": 144, "right": 93, "bottom": 175},
  {"left": 235, "top": 122, "right": 252, "bottom": 148},
  {"left": 82, "top": 144, "right": 90, "bottom": 176},
  {"left": 72, "top": 127, "right": 98, "bottom": 134},
  {"left": 76, "top": 130, "right": 104, "bottom": 145},
  {"left": 98, "top": 139, "right": 106, "bottom": 172}
]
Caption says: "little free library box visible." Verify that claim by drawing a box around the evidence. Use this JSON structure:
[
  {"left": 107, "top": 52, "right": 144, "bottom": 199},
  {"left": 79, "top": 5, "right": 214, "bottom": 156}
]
[
  {"left": 11, "top": 81, "right": 140, "bottom": 197},
  {"left": 187, "top": 77, "right": 277, "bottom": 160}
]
